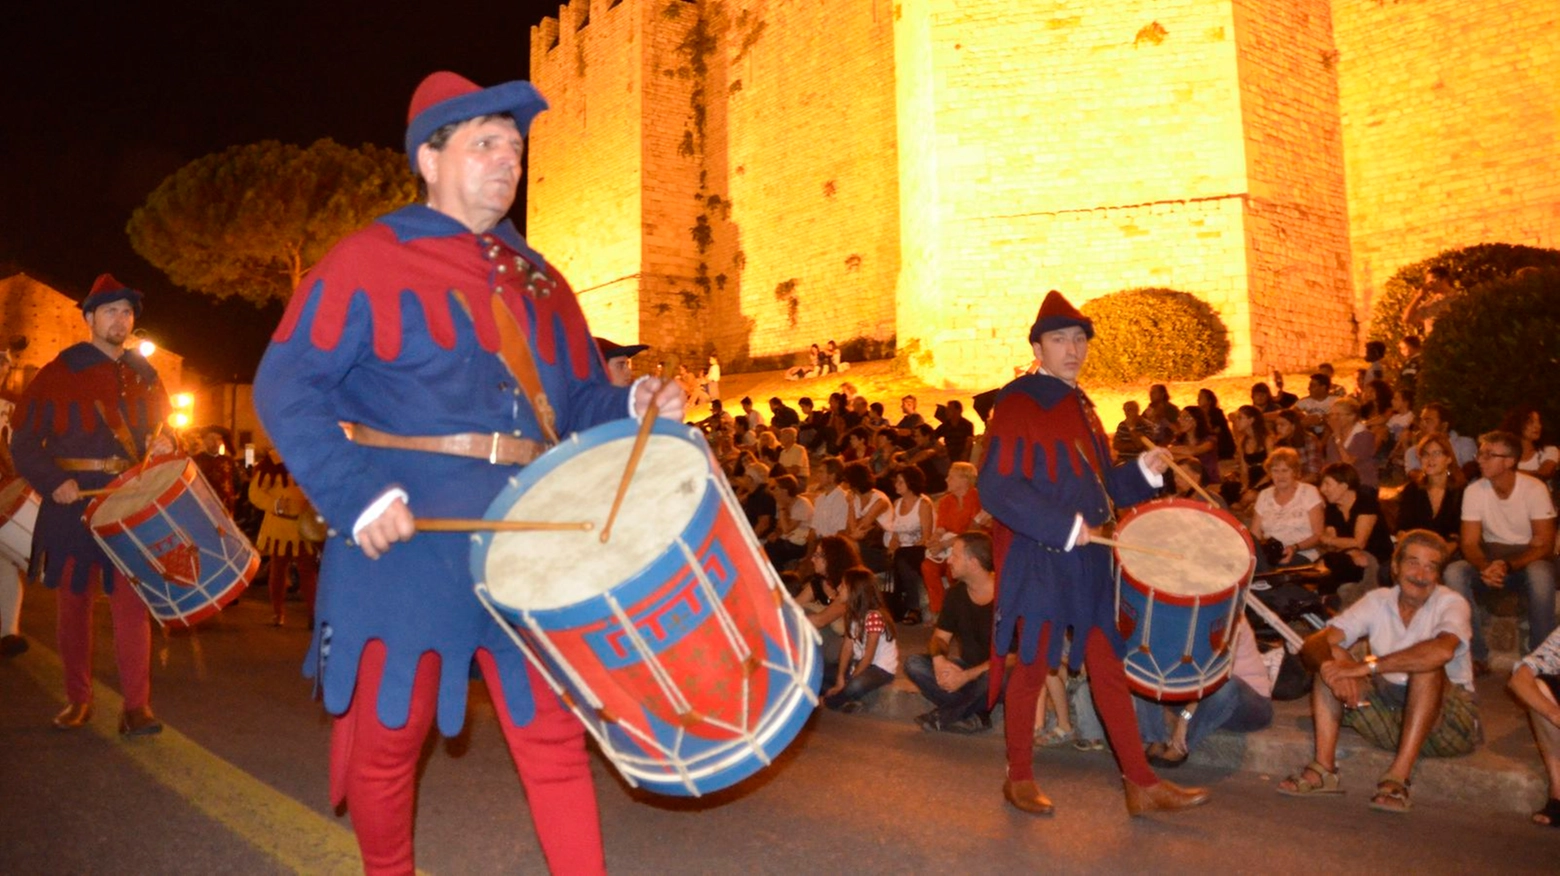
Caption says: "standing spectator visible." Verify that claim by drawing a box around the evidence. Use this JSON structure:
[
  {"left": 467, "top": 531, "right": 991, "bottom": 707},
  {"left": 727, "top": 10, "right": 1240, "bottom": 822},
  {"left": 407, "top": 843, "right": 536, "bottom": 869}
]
[
  {"left": 1508, "top": 624, "right": 1560, "bottom": 827},
  {"left": 1323, "top": 398, "right": 1379, "bottom": 488},
  {"left": 1443, "top": 431, "right": 1558, "bottom": 674},
  {"left": 1277, "top": 531, "right": 1476, "bottom": 813},
  {"left": 250, "top": 447, "right": 319, "bottom": 628},
  {"left": 934, "top": 399, "right": 976, "bottom": 463},
  {"left": 1402, "top": 265, "right": 1457, "bottom": 337},
  {"left": 881, "top": 465, "right": 934, "bottom": 626},
  {"left": 192, "top": 425, "right": 240, "bottom": 514},
  {"left": 822, "top": 569, "right": 898, "bottom": 712},
  {"left": 810, "top": 458, "right": 849, "bottom": 538},
  {"left": 703, "top": 354, "right": 721, "bottom": 401},
  {"left": 1249, "top": 447, "right": 1325, "bottom": 566},
  {"left": 921, "top": 462, "right": 989, "bottom": 615},
  {"left": 1503, "top": 406, "right": 1558, "bottom": 483},
  {"left": 1395, "top": 433, "right": 1466, "bottom": 546},
  {"left": 908, "top": 532, "right": 1004, "bottom": 733},
  {"left": 9, "top": 274, "right": 173, "bottom": 733}
]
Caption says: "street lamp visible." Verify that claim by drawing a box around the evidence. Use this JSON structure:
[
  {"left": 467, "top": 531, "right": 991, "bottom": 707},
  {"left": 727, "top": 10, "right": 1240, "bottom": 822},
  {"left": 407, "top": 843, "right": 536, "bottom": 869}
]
[
  {"left": 133, "top": 329, "right": 156, "bottom": 358},
  {"left": 169, "top": 392, "right": 194, "bottom": 430}
]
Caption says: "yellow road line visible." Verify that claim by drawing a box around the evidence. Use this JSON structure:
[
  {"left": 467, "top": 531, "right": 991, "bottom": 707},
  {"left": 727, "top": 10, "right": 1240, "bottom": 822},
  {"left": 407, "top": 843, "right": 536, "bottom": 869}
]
[{"left": 18, "top": 643, "right": 379, "bottom": 875}]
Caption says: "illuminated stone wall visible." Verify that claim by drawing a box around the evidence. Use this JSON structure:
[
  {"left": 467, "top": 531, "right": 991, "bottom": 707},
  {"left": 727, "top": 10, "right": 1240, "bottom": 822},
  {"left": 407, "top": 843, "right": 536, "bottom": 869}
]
[{"left": 1334, "top": 0, "right": 1560, "bottom": 319}]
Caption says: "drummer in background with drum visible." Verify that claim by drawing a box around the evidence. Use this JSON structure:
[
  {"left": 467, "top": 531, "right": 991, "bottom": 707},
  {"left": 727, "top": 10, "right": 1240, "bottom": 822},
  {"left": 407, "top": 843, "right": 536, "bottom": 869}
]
[
  {"left": 9, "top": 274, "right": 173, "bottom": 734},
  {"left": 249, "top": 447, "right": 318, "bottom": 628},
  {"left": 253, "top": 71, "right": 683, "bottom": 875},
  {"left": 980, "top": 290, "right": 1209, "bottom": 817}
]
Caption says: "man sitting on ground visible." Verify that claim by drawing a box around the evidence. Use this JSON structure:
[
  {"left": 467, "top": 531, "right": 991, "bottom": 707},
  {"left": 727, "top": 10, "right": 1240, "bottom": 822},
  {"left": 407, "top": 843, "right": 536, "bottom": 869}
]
[
  {"left": 1277, "top": 530, "right": 1478, "bottom": 813},
  {"left": 769, "top": 396, "right": 801, "bottom": 430},
  {"left": 906, "top": 532, "right": 1005, "bottom": 733},
  {"left": 1443, "top": 430, "right": 1557, "bottom": 675}
]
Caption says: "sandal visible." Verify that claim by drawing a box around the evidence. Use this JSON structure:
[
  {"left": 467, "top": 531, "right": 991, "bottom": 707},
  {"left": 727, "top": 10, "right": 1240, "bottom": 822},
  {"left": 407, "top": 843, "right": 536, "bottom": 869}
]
[
  {"left": 1276, "top": 761, "right": 1343, "bottom": 796},
  {"left": 1034, "top": 726, "right": 1074, "bottom": 748},
  {"left": 1531, "top": 798, "right": 1560, "bottom": 827},
  {"left": 1369, "top": 776, "right": 1412, "bottom": 814},
  {"left": 1147, "top": 744, "right": 1186, "bottom": 769},
  {"left": 1072, "top": 737, "right": 1106, "bottom": 752}
]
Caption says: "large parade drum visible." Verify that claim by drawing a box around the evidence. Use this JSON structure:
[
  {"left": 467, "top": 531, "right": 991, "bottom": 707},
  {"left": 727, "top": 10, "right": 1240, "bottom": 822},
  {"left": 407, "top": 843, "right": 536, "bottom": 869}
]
[
  {"left": 1113, "top": 498, "right": 1255, "bottom": 702},
  {"left": 84, "top": 457, "right": 259, "bottom": 627},
  {"left": 473, "top": 418, "right": 821, "bottom": 797},
  {"left": 0, "top": 476, "right": 40, "bottom": 569}
]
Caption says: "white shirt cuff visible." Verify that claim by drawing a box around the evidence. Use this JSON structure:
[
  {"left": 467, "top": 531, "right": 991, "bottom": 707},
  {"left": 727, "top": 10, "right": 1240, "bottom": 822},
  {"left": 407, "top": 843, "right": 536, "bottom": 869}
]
[
  {"left": 1136, "top": 453, "right": 1165, "bottom": 488},
  {"left": 353, "top": 488, "right": 409, "bottom": 537},
  {"left": 628, "top": 375, "right": 648, "bottom": 418},
  {"left": 1064, "top": 513, "right": 1084, "bottom": 551}
]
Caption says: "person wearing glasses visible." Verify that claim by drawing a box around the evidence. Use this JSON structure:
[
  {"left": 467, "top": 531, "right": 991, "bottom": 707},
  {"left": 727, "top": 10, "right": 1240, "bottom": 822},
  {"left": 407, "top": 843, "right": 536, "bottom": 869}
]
[{"left": 1442, "top": 431, "right": 1558, "bottom": 676}]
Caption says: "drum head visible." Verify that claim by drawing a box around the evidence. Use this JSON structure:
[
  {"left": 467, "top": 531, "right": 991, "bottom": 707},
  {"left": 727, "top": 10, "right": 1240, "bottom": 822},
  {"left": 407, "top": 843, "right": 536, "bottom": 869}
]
[
  {"left": 484, "top": 430, "right": 708, "bottom": 611},
  {"left": 1116, "top": 502, "right": 1251, "bottom": 597},
  {"left": 89, "top": 460, "right": 186, "bottom": 526}
]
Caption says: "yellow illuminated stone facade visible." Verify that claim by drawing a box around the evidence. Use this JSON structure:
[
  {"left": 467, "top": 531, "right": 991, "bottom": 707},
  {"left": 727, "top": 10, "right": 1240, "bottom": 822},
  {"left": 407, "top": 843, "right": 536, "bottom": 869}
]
[{"left": 527, "top": 0, "right": 1558, "bottom": 387}]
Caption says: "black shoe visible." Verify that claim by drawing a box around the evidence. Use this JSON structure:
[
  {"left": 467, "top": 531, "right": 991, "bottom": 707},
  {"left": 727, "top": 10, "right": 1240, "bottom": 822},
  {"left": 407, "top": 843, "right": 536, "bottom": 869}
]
[
  {"left": 902, "top": 610, "right": 922, "bottom": 626},
  {"left": 0, "top": 634, "right": 27, "bottom": 658}
]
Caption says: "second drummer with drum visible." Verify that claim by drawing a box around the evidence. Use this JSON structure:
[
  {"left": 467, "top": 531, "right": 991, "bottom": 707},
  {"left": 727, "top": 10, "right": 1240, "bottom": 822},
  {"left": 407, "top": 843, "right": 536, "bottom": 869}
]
[
  {"left": 979, "top": 290, "right": 1210, "bottom": 817},
  {"left": 254, "top": 72, "right": 683, "bottom": 875}
]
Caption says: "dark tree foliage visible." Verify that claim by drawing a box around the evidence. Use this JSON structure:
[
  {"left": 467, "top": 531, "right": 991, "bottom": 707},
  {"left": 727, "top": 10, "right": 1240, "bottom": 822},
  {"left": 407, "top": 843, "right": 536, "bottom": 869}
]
[
  {"left": 1079, "top": 287, "right": 1230, "bottom": 383},
  {"left": 127, "top": 139, "right": 416, "bottom": 307},
  {"left": 1418, "top": 267, "right": 1560, "bottom": 438}
]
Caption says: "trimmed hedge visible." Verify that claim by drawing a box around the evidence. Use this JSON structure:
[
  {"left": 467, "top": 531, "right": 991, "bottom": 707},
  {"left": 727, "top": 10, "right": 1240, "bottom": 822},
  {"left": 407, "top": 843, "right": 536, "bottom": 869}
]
[
  {"left": 1418, "top": 267, "right": 1560, "bottom": 437},
  {"left": 1078, "top": 288, "right": 1229, "bottom": 383},
  {"left": 1367, "top": 243, "right": 1560, "bottom": 369}
]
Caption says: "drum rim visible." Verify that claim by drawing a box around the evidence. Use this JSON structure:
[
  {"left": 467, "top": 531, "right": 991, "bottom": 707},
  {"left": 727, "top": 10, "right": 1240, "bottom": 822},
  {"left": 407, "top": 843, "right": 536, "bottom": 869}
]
[
  {"left": 0, "top": 475, "right": 36, "bottom": 520},
  {"left": 85, "top": 457, "right": 195, "bottom": 532},
  {"left": 1113, "top": 496, "right": 1254, "bottom": 605}
]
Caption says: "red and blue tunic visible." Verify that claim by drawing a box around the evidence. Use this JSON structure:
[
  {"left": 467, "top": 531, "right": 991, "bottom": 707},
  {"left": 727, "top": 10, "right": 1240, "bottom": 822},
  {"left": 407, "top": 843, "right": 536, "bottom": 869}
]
[
  {"left": 978, "top": 373, "right": 1159, "bottom": 671},
  {"left": 253, "top": 204, "right": 629, "bottom": 735},
  {"left": 9, "top": 344, "right": 167, "bottom": 593}
]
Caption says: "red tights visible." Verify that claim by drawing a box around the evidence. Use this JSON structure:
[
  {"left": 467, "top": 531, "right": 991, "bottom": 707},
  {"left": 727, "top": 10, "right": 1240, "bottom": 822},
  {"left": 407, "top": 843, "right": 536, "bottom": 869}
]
[
  {"left": 1002, "top": 624, "right": 1156, "bottom": 788},
  {"left": 332, "top": 642, "right": 605, "bottom": 875},
  {"left": 266, "top": 552, "right": 317, "bottom": 623}
]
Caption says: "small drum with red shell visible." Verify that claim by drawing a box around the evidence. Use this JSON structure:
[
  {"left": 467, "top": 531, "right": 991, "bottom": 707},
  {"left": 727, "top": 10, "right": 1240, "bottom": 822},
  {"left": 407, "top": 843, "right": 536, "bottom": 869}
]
[
  {"left": 85, "top": 457, "right": 259, "bottom": 627},
  {"left": 1113, "top": 497, "right": 1255, "bottom": 702},
  {"left": 473, "top": 417, "right": 821, "bottom": 796},
  {"left": 0, "top": 476, "right": 40, "bottom": 570}
]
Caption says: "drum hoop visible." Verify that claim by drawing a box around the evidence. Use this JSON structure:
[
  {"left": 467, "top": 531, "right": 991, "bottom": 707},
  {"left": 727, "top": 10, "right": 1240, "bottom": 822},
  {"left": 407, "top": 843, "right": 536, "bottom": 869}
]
[
  {"left": 0, "top": 477, "right": 35, "bottom": 521},
  {"left": 85, "top": 459, "right": 195, "bottom": 533},
  {"left": 1113, "top": 497, "right": 1254, "bottom": 607}
]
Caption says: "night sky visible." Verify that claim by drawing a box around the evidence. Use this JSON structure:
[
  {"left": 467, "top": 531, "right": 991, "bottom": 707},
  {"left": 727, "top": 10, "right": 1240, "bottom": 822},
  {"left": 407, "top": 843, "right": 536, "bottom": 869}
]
[{"left": 0, "top": 0, "right": 557, "bottom": 380}]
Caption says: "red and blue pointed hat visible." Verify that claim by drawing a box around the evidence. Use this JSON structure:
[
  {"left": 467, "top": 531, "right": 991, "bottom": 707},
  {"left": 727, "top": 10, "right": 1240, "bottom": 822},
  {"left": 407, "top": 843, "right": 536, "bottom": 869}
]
[
  {"left": 404, "top": 71, "right": 549, "bottom": 172},
  {"left": 1028, "top": 289, "right": 1093, "bottom": 342},
  {"left": 81, "top": 273, "right": 143, "bottom": 317}
]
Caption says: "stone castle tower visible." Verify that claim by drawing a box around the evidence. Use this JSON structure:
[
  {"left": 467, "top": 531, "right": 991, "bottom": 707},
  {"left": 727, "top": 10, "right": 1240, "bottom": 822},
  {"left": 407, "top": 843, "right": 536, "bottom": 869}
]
[{"left": 527, "top": 0, "right": 1558, "bottom": 388}]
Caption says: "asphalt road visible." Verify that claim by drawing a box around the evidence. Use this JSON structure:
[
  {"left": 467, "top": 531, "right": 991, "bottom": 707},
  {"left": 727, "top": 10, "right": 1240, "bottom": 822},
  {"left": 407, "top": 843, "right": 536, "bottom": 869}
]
[{"left": 3, "top": 589, "right": 1557, "bottom": 875}]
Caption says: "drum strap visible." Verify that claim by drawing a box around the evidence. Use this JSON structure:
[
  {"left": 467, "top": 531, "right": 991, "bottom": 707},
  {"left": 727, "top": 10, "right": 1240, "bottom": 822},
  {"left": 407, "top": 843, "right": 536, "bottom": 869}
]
[
  {"left": 94, "top": 400, "right": 143, "bottom": 464},
  {"left": 452, "top": 289, "right": 560, "bottom": 446}
]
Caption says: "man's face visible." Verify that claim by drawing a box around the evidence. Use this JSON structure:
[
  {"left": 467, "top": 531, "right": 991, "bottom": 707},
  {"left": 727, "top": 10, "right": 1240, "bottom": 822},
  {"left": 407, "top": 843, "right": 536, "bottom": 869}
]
[
  {"left": 852, "top": 397, "right": 868, "bottom": 415},
  {"left": 419, "top": 116, "right": 523, "bottom": 233},
  {"left": 86, "top": 300, "right": 135, "bottom": 349},
  {"left": 201, "top": 433, "right": 224, "bottom": 455},
  {"left": 946, "top": 538, "right": 972, "bottom": 583},
  {"left": 1476, "top": 440, "right": 1517, "bottom": 480},
  {"left": 1419, "top": 407, "right": 1446, "bottom": 435},
  {"left": 604, "top": 355, "right": 633, "bottom": 387},
  {"left": 1308, "top": 378, "right": 1328, "bottom": 400},
  {"left": 901, "top": 397, "right": 915, "bottom": 414},
  {"left": 1394, "top": 542, "right": 1443, "bottom": 609},
  {"left": 1033, "top": 327, "right": 1089, "bottom": 385}
]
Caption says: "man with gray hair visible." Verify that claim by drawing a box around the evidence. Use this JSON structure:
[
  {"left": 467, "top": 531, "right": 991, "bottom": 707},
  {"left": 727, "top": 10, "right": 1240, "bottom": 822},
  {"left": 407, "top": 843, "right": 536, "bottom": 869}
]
[{"left": 1278, "top": 530, "right": 1478, "bottom": 813}]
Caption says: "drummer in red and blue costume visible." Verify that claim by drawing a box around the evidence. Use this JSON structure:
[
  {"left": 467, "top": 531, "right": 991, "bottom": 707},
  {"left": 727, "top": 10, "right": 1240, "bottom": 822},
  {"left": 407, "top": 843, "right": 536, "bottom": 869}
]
[
  {"left": 253, "top": 71, "right": 683, "bottom": 875},
  {"left": 9, "top": 274, "right": 173, "bottom": 735},
  {"left": 980, "top": 290, "right": 1209, "bottom": 817}
]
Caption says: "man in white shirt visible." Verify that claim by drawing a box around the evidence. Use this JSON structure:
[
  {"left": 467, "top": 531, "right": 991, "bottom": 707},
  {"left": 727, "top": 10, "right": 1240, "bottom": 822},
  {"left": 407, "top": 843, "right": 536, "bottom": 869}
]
[
  {"left": 1278, "top": 530, "right": 1478, "bottom": 813},
  {"left": 1443, "top": 430, "right": 1558, "bottom": 672},
  {"left": 739, "top": 396, "right": 766, "bottom": 429},
  {"left": 1295, "top": 373, "right": 1336, "bottom": 435},
  {"left": 776, "top": 426, "right": 809, "bottom": 483},
  {"left": 810, "top": 458, "right": 848, "bottom": 539}
]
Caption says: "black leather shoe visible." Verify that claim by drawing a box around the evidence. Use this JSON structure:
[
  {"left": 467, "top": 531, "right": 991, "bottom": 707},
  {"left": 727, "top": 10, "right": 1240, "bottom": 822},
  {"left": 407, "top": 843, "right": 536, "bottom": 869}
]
[
  {"left": 1124, "top": 778, "right": 1209, "bottom": 816},
  {"left": 52, "top": 702, "right": 94, "bottom": 730},
  {"left": 118, "top": 706, "right": 164, "bottom": 737},
  {"left": 1003, "top": 779, "right": 1055, "bottom": 816}
]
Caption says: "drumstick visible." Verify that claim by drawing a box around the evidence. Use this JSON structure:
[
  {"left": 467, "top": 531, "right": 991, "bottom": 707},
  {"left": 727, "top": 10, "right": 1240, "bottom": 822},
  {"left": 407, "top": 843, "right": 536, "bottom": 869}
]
[
  {"left": 599, "top": 409, "right": 658, "bottom": 543},
  {"left": 77, "top": 488, "right": 116, "bottom": 499},
  {"left": 1087, "top": 535, "right": 1188, "bottom": 562},
  {"left": 1139, "top": 435, "right": 1221, "bottom": 508},
  {"left": 416, "top": 519, "right": 595, "bottom": 533}
]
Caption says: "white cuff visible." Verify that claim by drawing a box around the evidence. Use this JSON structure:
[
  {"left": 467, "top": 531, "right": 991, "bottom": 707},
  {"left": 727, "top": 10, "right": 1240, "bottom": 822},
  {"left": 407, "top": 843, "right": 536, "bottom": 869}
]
[
  {"left": 1135, "top": 453, "right": 1166, "bottom": 489},
  {"left": 1064, "top": 513, "right": 1084, "bottom": 551},
  {"left": 628, "top": 376, "right": 649, "bottom": 418},
  {"left": 353, "top": 488, "right": 410, "bottom": 537}
]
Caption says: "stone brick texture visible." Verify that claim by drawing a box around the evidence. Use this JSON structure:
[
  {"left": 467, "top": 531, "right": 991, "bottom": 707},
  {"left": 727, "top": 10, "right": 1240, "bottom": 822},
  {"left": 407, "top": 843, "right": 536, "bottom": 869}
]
[{"left": 527, "top": 0, "right": 1555, "bottom": 385}]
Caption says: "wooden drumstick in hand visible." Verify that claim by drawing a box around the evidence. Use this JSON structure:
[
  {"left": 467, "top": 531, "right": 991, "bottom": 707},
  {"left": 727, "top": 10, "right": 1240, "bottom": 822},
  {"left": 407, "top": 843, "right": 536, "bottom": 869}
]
[
  {"left": 1087, "top": 535, "right": 1188, "bottom": 562},
  {"left": 1139, "top": 435, "right": 1221, "bottom": 508},
  {"left": 600, "top": 409, "right": 658, "bottom": 543},
  {"left": 416, "top": 519, "right": 594, "bottom": 533}
]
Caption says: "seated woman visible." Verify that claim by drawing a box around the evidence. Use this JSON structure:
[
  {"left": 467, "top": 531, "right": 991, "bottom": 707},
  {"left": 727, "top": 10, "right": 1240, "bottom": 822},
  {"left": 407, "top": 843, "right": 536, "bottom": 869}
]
[
  {"left": 823, "top": 568, "right": 898, "bottom": 712},
  {"left": 796, "top": 535, "right": 865, "bottom": 659},
  {"left": 786, "top": 344, "right": 822, "bottom": 380},
  {"left": 1316, "top": 462, "right": 1394, "bottom": 596},
  {"left": 1197, "top": 388, "right": 1236, "bottom": 461},
  {"left": 1232, "top": 404, "right": 1272, "bottom": 494},
  {"left": 1136, "top": 616, "right": 1273, "bottom": 767},
  {"left": 1272, "top": 409, "right": 1322, "bottom": 482},
  {"left": 842, "top": 460, "right": 892, "bottom": 573},
  {"left": 840, "top": 426, "right": 872, "bottom": 464},
  {"left": 1323, "top": 398, "right": 1378, "bottom": 488},
  {"left": 764, "top": 474, "right": 813, "bottom": 571},
  {"left": 1169, "top": 406, "right": 1220, "bottom": 486},
  {"left": 1249, "top": 447, "right": 1325, "bottom": 566},
  {"left": 879, "top": 465, "right": 935, "bottom": 626},
  {"left": 920, "top": 462, "right": 990, "bottom": 615},
  {"left": 1504, "top": 406, "right": 1559, "bottom": 484},
  {"left": 1395, "top": 432, "right": 1465, "bottom": 547}
]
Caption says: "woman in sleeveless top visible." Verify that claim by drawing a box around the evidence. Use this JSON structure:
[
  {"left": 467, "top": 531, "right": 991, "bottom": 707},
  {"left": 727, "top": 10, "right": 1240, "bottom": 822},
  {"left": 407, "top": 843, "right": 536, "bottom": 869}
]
[
  {"left": 879, "top": 465, "right": 934, "bottom": 625},
  {"left": 843, "top": 460, "right": 891, "bottom": 573}
]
